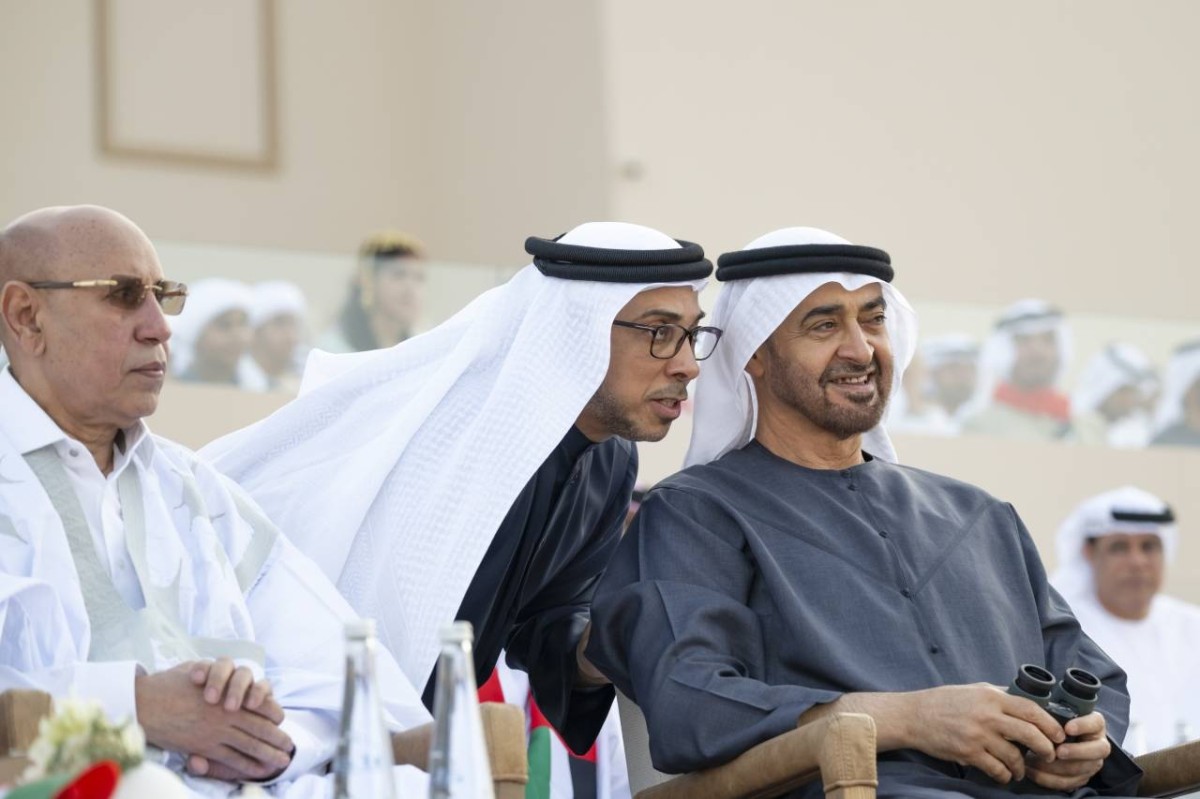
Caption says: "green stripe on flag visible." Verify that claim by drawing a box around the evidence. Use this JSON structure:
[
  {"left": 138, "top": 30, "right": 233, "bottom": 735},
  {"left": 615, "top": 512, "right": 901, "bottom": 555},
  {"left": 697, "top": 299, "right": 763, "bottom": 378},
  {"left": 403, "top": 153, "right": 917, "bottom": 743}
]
[{"left": 526, "top": 726, "right": 552, "bottom": 799}]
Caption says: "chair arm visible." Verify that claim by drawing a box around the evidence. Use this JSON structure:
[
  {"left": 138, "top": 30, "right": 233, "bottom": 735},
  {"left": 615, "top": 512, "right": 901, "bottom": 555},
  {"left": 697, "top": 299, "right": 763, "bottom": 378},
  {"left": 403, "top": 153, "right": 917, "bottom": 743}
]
[
  {"left": 637, "top": 712, "right": 878, "bottom": 799},
  {"left": 0, "top": 690, "right": 53, "bottom": 754},
  {"left": 0, "top": 690, "right": 53, "bottom": 787},
  {"left": 1136, "top": 738, "right": 1200, "bottom": 797},
  {"left": 479, "top": 703, "right": 528, "bottom": 799}
]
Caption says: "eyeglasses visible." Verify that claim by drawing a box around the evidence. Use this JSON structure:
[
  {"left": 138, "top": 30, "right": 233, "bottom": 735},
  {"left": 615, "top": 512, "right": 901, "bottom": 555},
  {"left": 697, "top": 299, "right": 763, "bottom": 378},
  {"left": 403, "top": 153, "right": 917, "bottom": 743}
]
[
  {"left": 612, "top": 320, "right": 724, "bottom": 361},
  {"left": 25, "top": 275, "right": 189, "bottom": 315}
]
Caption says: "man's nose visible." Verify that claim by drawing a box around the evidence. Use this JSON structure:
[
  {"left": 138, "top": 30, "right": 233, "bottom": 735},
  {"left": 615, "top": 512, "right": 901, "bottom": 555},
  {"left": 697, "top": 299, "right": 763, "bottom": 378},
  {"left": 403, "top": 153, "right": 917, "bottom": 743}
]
[
  {"left": 137, "top": 296, "right": 172, "bottom": 343},
  {"left": 837, "top": 323, "right": 874, "bottom": 364},
  {"left": 667, "top": 342, "right": 701, "bottom": 381}
]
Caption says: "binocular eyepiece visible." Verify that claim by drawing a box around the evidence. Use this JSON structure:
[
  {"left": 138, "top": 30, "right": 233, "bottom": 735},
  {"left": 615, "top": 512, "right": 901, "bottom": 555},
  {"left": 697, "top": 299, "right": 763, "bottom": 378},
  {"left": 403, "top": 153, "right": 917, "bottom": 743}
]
[{"left": 1008, "top": 664, "right": 1101, "bottom": 728}]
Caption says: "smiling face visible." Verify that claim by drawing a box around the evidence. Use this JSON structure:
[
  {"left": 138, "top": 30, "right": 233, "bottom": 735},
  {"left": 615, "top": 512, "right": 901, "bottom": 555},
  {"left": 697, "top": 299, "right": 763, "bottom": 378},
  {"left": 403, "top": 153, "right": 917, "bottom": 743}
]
[
  {"left": 0, "top": 207, "right": 172, "bottom": 435},
  {"left": 748, "top": 281, "right": 894, "bottom": 441},
  {"left": 575, "top": 285, "right": 704, "bottom": 443}
]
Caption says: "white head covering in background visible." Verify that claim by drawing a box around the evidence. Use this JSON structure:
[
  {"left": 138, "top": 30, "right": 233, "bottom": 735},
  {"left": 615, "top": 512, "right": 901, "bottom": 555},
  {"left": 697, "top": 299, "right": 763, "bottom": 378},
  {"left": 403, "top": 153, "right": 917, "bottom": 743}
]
[
  {"left": 1049, "top": 487, "right": 1200, "bottom": 755},
  {"left": 686, "top": 227, "right": 918, "bottom": 467},
  {"left": 168, "top": 277, "right": 254, "bottom": 376},
  {"left": 1153, "top": 339, "right": 1200, "bottom": 435},
  {"left": 972, "top": 298, "right": 1071, "bottom": 408},
  {"left": 1051, "top": 486, "right": 1178, "bottom": 602},
  {"left": 203, "top": 222, "right": 711, "bottom": 687},
  {"left": 922, "top": 333, "right": 979, "bottom": 372},
  {"left": 251, "top": 280, "right": 308, "bottom": 329},
  {"left": 1072, "top": 342, "right": 1158, "bottom": 448}
]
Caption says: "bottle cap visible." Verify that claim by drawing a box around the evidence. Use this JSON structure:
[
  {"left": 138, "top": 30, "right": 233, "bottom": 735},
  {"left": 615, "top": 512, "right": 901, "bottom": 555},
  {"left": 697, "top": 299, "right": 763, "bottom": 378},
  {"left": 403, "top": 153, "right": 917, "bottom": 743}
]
[
  {"left": 438, "top": 620, "right": 475, "bottom": 643},
  {"left": 345, "top": 618, "right": 377, "bottom": 639}
]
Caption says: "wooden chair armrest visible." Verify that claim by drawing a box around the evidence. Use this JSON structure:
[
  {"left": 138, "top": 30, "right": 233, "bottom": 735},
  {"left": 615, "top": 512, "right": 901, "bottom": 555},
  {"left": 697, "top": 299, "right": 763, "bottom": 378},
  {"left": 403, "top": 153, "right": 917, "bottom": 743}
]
[
  {"left": 637, "top": 712, "right": 878, "bottom": 799},
  {"left": 392, "top": 704, "right": 527, "bottom": 799},
  {"left": 480, "top": 702, "right": 528, "bottom": 799},
  {"left": 0, "top": 690, "right": 53, "bottom": 754},
  {"left": 1136, "top": 738, "right": 1200, "bottom": 797}
]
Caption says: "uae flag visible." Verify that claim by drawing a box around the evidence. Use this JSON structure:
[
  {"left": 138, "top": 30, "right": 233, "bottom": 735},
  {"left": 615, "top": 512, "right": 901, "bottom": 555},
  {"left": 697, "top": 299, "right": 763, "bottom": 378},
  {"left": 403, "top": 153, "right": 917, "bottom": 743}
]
[{"left": 480, "top": 668, "right": 598, "bottom": 799}]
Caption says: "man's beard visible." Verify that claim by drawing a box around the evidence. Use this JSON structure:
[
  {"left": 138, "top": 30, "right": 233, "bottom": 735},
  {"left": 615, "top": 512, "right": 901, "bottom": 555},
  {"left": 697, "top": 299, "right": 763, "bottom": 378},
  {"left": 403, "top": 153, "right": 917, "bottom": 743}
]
[
  {"left": 765, "top": 350, "right": 893, "bottom": 439},
  {"left": 581, "top": 385, "right": 669, "bottom": 443}
]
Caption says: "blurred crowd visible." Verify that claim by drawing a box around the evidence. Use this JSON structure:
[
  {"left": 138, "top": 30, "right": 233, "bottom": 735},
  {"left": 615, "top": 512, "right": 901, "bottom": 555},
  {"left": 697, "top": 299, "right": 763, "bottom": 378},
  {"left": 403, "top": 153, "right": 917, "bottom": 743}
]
[
  {"left": 887, "top": 299, "right": 1200, "bottom": 449},
  {"left": 164, "top": 231, "right": 426, "bottom": 394}
]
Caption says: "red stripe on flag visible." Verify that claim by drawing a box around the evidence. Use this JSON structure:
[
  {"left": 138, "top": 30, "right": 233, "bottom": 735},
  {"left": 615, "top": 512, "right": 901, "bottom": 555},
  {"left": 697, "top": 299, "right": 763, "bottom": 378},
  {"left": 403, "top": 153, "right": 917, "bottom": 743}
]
[
  {"left": 529, "top": 696, "right": 597, "bottom": 763},
  {"left": 478, "top": 668, "right": 506, "bottom": 704}
]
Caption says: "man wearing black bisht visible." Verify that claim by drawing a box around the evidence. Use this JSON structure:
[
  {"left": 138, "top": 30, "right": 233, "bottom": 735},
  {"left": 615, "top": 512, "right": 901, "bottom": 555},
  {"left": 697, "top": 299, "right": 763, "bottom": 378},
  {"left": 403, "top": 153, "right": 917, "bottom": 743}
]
[{"left": 206, "top": 222, "right": 721, "bottom": 754}]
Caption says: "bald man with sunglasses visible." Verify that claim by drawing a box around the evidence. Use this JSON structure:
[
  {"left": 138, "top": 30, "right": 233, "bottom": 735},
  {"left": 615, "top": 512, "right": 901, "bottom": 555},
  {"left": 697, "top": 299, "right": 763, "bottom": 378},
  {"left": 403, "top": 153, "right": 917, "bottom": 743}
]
[{"left": 0, "top": 206, "right": 429, "bottom": 795}]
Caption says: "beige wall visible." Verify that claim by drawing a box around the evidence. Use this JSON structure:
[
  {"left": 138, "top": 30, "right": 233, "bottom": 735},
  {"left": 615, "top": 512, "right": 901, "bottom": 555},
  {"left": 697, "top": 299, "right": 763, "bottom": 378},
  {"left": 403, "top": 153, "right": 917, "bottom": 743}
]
[
  {"left": 601, "top": 0, "right": 1200, "bottom": 321},
  {"left": 0, "top": 1, "right": 610, "bottom": 264}
]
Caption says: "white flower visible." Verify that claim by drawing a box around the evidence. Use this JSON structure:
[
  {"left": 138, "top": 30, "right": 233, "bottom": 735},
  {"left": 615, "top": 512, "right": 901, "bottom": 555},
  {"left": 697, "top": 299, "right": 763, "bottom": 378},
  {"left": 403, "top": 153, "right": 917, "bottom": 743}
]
[{"left": 19, "top": 697, "right": 146, "bottom": 785}]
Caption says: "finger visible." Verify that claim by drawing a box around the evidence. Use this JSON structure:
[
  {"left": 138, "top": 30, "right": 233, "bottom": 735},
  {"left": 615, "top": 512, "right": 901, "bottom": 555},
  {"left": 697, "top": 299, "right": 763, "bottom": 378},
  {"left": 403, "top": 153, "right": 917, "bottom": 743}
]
[
  {"left": 204, "top": 658, "right": 237, "bottom": 704},
  {"left": 224, "top": 667, "right": 255, "bottom": 711},
  {"left": 249, "top": 690, "right": 285, "bottom": 726},
  {"left": 1002, "top": 695, "right": 1066, "bottom": 744},
  {"left": 223, "top": 726, "right": 294, "bottom": 774},
  {"left": 998, "top": 716, "right": 1057, "bottom": 763},
  {"left": 970, "top": 751, "right": 1014, "bottom": 785},
  {"left": 984, "top": 737, "right": 1027, "bottom": 783},
  {"left": 231, "top": 711, "right": 295, "bottom": 755},
  {"left": 205, "top": 742, "right": 282, "bottom": 782},
  {"left": 1063, "top": 711, "right": 1106, "bottom": 740},
  {"left": 1026, "top": 762, "right": 1096, "bottom": 792},
  {"left": 244, "top": 679, "right": 272, "bottom": 712},
  {"left": 186, "top": 754, "right": 210, "bottom": 776},
  {"left": 1057, "top": 736, "right": 1111, "bottom": 763},
  {"left": 190, "top": 661, "right": 211, "bottom": 686},
  {"left": 196, "top": 760, "right": 259, "bottom": 783}
]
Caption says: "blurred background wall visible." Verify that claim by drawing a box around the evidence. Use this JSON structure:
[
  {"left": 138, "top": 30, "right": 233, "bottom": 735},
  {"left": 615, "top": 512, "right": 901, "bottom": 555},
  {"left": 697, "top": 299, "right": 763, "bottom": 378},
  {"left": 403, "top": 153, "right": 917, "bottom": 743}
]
[{"left": 1, "top": 0, "right": 1198, "bottom": 595}]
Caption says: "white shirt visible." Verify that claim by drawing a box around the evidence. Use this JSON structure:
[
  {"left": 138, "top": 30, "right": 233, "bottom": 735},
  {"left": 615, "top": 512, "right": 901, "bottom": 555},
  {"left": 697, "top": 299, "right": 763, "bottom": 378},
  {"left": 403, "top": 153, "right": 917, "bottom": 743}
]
[
  {"left": 1069, "top": 590, "right": 1200, "bottom": 754},
  {"left": 0, "top": 368, "right": 429, "bottom": 794}
]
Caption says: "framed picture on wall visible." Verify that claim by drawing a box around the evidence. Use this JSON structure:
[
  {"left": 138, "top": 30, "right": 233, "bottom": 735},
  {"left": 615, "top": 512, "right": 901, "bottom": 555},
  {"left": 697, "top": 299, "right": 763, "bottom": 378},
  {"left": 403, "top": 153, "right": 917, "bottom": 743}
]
[{"left": 94, "top": 0, "right": 279, "bottom": 171}]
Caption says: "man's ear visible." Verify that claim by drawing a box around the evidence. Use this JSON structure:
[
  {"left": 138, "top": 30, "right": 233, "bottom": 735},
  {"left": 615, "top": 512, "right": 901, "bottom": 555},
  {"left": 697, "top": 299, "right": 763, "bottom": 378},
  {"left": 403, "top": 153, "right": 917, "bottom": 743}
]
[
  {"left": 745, "top": 344, "right": 768, "bottom": 380},
  {"left": 0, "top": 281, "right": 47, "bottom": 355}
]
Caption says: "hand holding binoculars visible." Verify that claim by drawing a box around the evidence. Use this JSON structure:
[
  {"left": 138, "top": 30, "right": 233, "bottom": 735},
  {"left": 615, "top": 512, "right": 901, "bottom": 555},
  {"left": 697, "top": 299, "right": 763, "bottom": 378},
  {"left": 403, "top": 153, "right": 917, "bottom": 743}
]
[{"left": 1008, "top": 664, "right": 1101, "bottom": 738}]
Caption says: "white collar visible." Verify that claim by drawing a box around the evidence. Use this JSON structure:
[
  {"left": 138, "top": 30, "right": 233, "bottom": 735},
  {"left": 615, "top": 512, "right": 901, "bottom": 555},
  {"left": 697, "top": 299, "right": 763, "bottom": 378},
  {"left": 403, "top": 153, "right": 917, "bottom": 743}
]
[{"left": 0, "top": 367, "right": 152, "bottom": 469}]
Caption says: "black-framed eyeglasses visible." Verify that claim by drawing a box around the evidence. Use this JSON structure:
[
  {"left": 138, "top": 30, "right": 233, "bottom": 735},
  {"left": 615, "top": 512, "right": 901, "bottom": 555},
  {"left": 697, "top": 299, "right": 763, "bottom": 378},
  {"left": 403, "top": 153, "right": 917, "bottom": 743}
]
[
  {"left": 612, "top": 320, "right": 724, "bottom": 361},
  {"left": 25, "top": 275, "right": 189, "bottom": 316}
]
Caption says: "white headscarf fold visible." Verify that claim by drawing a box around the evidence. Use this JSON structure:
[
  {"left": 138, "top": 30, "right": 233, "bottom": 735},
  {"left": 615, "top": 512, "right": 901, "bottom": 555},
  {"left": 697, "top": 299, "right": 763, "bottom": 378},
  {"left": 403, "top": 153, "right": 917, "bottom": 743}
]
[
  {"left": 1051, "top": 486, "right": 1178, "bottom": 603},
  {"left": 685, "top": 227, "right": 918, "bottom": 468},
  {"left": 203, "top": 222, "right": 706, "bottom": 687}
]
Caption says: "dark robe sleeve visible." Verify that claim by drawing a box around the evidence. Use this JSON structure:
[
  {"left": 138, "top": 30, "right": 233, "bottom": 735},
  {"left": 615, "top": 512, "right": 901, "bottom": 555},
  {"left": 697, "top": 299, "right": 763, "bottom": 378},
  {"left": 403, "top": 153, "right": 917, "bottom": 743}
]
[
  {"left": 1012, "top": 504, "right": 1143, "bottom": 795},
  {"left": 587, "top": 486, "right": 841, "bottom": 773},
  {"left": 502, "top": 446, "right": 634, "bottom": 754}
]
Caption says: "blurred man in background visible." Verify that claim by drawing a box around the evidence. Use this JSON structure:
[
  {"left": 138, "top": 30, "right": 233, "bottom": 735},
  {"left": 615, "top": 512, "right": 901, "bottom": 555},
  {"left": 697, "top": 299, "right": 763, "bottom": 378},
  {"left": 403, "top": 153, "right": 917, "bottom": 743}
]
[
  {"left": 1053, "top": 487, "right": 1200, "bottom": 754},
  {"left": 1151, "top": 339, "right": 1200, "bottom": 447},
  {"left": 1072, "top": 343, "right": 1158, "bottom": 449},
  {"left": 245, "top": 280, "right": 308, "bottom": 393},
  {"left": 170, "top": 277, "right": 257, "bottom": 389},
  {"left": 318, "top": 231, "right": 426, "bottom": 353},
  {"left": 964, "top": 299, "right": 1073, "bottom": 440}
]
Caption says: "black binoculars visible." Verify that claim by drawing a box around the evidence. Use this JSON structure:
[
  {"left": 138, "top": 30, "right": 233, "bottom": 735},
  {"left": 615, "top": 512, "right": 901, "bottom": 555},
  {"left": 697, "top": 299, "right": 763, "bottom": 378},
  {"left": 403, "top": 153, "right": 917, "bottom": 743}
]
[{"left": 1008, "top": 664, "right": 1101, "bottom": 729}]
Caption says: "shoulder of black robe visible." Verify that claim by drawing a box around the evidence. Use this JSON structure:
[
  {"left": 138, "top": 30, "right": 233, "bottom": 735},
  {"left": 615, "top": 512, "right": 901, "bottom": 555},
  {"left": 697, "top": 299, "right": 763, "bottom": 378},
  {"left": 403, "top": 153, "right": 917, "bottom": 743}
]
[
  {"left": 504, "top": 435, "right": 634, "bottom": 754},
  {"left": 430, "top": 426, "right": 633, "bottom": 753},
  {"left": 589, "top": 443, "right": 1142, "bottom": 793}
]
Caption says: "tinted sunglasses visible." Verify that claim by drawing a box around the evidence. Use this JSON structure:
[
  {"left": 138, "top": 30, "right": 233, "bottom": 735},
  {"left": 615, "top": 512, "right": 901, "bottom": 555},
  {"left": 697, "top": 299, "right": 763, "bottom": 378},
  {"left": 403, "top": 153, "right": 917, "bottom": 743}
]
[{"left": 26, "top": 275, "right": 189, "bottom": 315}]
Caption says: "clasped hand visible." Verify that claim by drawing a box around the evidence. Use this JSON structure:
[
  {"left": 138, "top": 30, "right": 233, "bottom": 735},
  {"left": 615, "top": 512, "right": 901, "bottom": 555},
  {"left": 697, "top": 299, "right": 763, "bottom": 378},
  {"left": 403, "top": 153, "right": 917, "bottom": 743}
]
[
  {"left": 135, "top": 658, "right": 293, "bottom": 783},
  {"left": 912, "top": 684, "right": 1109, "bottom": 791}
]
